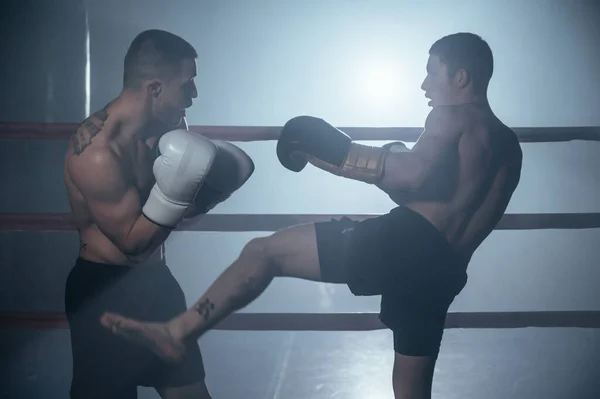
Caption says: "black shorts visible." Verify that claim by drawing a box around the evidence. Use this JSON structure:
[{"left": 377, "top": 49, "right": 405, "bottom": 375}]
[
  {"left": 315, "top": 206, "right": 468, "bottom": 357},
  {"left": 64, "top": 258, "right": 205, "bottom": 399}
]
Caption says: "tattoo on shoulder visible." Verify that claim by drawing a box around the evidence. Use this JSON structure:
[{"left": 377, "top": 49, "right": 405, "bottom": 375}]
[
  {"left": 72, "top": 106, "right": 111, "bottom": 156},
  {"left": 194, "top": 298, "right": 216, "bottom": 320},
  {"left": 79, "top": 241, "right": 87, "bottom": 251}
]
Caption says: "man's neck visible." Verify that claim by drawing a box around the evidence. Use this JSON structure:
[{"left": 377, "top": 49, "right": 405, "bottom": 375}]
[
  {"left": 453, "top": 91, "right": 489, "bottom": 108},
  {"left": 110, "top": 91, "right": 160, "bottom": 146}
]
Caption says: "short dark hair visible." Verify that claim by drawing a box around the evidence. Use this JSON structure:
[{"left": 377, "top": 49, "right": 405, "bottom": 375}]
[
  {"left": 429, "top": 32, "right": 494, "bottom": 93},
  {"left": 123, "top": 29, "right": 197, "bottom": 89}
]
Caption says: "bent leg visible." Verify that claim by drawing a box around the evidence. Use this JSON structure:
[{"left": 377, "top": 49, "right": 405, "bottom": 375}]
[
  {"left": 179, "top": 222, "right": 325, "bottom": 334},
  {"left": 101, "top": 222, "right": 329, "bottom": 362}
]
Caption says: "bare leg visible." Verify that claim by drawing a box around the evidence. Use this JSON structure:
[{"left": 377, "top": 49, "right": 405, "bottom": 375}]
[{"left": 101, "top": 223, "right": 323, "bottom": 362}]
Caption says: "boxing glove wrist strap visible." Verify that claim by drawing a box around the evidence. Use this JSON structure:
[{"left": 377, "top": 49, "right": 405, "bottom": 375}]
[
  {"left": 141, "top": 212, "right": 177, "bottom": 230},
  {"left": 308, "top": 143, "right": 389, "bottom": 184}
]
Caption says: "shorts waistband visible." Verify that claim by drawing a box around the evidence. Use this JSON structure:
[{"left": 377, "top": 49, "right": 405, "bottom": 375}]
[{"left": 74, "top": 257, "right": 166, "bottom": 269}]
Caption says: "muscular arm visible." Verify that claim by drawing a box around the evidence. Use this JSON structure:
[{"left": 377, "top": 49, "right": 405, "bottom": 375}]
[
  {"left": 69, "top": 148, "right": 170, "bottom": 259},
  {"left": 378, "top": 109, "right": 464, "bottom": 191}
]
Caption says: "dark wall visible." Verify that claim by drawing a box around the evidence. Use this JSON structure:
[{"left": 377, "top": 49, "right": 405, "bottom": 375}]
[{"left": 0, "top": 0, "right": 88, "bottom": 123}]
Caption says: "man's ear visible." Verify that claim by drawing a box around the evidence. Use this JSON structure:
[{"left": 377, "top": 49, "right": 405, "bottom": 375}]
[
  {"left": 454, "top": 69, "right": 470, "bottom": 89},
  {"left": 147, "top": 80, "right": 162, "bottom": 97}
]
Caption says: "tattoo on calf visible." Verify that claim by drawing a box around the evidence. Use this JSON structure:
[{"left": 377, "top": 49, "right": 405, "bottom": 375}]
[
  {"left": 194, "top": 298, "right": 216, "bottom": 320},
  {"left": 72, "top": 106, "right": 110, "bottom": 156},
  {"left": 193, "top": 276, "right": 264, "bottom": 322}
]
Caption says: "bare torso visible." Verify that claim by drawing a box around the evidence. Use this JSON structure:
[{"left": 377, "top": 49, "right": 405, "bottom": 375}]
[
  {"left": 404, "top": 104, "right": 523, "bottom": 258},
  {"left": 64, "top": 109, "right": 163, "bottom": 265}
]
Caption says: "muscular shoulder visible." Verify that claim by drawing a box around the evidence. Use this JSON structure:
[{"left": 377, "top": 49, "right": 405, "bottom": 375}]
[
  {"left": 67, "top": 144, "right": 131, "bottom": 200},
  {"left": 469, "top": 118, "right": 522, "bottom": 169},
  {"left": 424, "top": 106, "right": 452, "bottom": 127},
  {"left": 483, "top": 117, "right": 521, "bottom": 156},
  {"left": 424, "top": 106, "right": 467, "bottom": 136}
]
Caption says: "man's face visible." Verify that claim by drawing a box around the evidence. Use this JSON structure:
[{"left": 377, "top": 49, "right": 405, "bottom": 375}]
[
  {"left": 420, "top": 54, "right": 456, "bottom": 108},
  {"left": 153, "top": 58, "right": 198, "bottom": 128}
]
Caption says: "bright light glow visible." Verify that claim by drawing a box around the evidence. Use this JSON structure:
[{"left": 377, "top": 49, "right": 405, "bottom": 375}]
[
  {"left": 360, "top": 63, "right": 399, "bottom": 106},
  {"left": 350, "top": 58, "right": 428, "bottom": 126}
]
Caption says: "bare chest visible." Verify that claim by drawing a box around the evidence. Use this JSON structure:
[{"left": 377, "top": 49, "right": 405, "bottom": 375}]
[{"left": 127, "top": 146, "right": 156, "bottom": 200}]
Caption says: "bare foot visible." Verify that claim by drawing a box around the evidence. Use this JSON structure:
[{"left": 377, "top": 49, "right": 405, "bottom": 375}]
[{"left": 100, "top": 312, "right": 186, "bottom": 363}]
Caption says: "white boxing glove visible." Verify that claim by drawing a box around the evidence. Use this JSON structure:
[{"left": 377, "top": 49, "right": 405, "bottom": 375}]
[
  {"left": 142, "top": 129, "right": 218, "bottom": 228},
  {"left": 184, "top": 140, "right": 255, "bottom": 219}
]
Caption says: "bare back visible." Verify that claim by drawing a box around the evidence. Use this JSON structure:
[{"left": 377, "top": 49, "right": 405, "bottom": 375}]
[
  {"left": 64, "top": 107, "right": 165, "bottom": 265},
  {"left": 405, "top": 105, "right": 523, "bottom": 258}
]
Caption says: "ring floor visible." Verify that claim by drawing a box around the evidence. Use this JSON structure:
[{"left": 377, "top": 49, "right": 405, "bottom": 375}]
[{"left": 2, "top": 327, "right": 599, "bottom": 398}]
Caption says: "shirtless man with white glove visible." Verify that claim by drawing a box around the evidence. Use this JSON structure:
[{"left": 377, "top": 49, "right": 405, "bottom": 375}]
[{"left": 63, "top": 29, "right": 253, "bottom": 399}]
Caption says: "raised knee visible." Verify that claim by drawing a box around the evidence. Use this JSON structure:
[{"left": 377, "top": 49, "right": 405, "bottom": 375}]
[
  {"left": 241, "top": 236, "right": 270, "bottom": 263},
  {"left": 242, "top": 236, "right": 279, "bottom": 272},
  {"left": 242, "top": 236, "right": 267, "bottom": 255}
]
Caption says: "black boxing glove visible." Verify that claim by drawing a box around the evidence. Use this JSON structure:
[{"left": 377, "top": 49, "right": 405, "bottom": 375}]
[
  {"left": 184, "top": 140, "right": 254, "bottom": 219},
  {"left": 277, "top": 116, "right": 390, "bottom": 184}
]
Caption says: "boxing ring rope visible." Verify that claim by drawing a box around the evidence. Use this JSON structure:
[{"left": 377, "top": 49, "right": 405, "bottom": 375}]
[
  {"left": 1, "top": 122, "right": 600, "bottom": 142},
  {"left": 2, "top": 122, "right": 600, "bottom": 331},
  {"left": 3, "top": 212, "right": 600, "bottom": 232}
]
